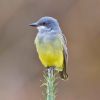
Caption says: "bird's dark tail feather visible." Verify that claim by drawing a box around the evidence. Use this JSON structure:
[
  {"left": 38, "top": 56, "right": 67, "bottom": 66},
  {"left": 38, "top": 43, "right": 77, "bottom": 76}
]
[{"left": 59, "top": 70, "right": 68, "bottom": 80}]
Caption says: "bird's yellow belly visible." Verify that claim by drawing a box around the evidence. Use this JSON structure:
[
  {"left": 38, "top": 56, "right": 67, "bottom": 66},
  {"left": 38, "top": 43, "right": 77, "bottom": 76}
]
[
  {"left": 37, "top": 45, "right": 63, "bottom": 71},
  {"left": 35, "top": 35, "right": 64, "bottom": 71}
]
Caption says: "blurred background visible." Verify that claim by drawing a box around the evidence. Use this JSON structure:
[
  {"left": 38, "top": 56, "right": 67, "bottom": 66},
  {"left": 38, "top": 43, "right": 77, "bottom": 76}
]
[{"left": 0, "top": 0, "right": 100, "bottom": 100}]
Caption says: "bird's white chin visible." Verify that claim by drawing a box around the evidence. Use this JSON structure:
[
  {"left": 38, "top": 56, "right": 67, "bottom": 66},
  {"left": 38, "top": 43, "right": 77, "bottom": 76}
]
[
  {"left": 37, "top": 26, "right": 46, "bottom": 30},
  {"left": 37, "top": 26, "right": 51, "bottom": 32}
]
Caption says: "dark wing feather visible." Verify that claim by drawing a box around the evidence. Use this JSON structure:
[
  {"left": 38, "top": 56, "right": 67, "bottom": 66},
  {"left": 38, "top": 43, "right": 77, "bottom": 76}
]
[{"left": 58, "top": 33, "right": 68, "bottom": 80}]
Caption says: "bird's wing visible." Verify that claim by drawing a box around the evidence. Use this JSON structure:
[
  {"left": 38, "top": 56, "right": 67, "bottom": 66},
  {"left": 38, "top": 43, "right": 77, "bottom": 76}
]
[
  {"left": 58, "top": 33, "right": 68, "bottom": 62},
  {"left": 58, "top": 32, "right": 68, "bottom": 79}
]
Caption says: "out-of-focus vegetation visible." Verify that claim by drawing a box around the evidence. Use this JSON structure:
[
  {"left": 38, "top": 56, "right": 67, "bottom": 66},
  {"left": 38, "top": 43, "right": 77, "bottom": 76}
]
[{"left": 0, "top": 0, "right": 100, "bottom": 100}]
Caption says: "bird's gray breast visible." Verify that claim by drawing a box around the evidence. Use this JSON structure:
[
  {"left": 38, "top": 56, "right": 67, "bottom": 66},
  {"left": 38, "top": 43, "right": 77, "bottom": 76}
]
[
  {"left": 35, "top": 32, "right": 62, "bottom": 51},
  {"left": 37, "top": 32, "right": 57, "bottom": 43}
]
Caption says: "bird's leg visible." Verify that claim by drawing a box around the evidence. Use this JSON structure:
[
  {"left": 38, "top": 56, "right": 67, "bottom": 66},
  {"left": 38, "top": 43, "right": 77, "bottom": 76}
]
[{"left": 47, "top": 67, "right": 55, "bottom": 78}]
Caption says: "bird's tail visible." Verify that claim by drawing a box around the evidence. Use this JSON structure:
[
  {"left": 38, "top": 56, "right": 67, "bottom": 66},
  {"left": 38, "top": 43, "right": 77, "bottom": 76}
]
[{"left": 59, "top": 70, "right": 68, "bottom": 80}]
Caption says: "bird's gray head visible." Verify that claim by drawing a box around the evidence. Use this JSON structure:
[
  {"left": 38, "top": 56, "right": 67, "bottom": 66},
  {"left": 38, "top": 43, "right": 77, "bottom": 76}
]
[{"left": 29, "top": 16, "right": 61, "bottom": 33}]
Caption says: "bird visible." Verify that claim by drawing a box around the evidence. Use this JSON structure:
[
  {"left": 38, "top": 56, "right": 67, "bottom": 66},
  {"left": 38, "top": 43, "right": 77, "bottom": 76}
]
[{"left": 29, "top": 16, "right": 68, "bottom": 80}]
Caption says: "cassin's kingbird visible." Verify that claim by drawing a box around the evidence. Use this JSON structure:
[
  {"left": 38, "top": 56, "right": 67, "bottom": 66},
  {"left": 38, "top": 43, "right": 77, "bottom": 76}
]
[{"left": 30, "top": 16, "right": 68, "bottom": 80}]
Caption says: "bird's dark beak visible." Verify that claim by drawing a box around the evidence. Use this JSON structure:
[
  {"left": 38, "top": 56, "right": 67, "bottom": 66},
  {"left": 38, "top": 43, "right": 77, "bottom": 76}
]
[{"left": 29, "top": 22, "right": 38, "bottom": 27}]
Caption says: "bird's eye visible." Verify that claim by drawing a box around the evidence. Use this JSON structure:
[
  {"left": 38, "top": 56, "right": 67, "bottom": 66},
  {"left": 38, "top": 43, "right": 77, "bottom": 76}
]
[{"left": 42, "top": 22, "right": 46, "bottom": 26}]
